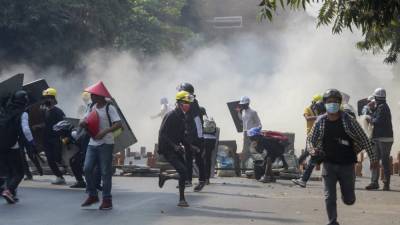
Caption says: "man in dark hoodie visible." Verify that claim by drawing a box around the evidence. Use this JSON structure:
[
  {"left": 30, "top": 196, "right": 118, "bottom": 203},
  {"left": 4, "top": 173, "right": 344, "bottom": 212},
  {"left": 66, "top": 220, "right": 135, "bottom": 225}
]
[
  {"left": 365, "top": 88, "right": 394, "bottom": 191},
  {"left": 158, "top": 91, "right": 193, "bottom": 207}
]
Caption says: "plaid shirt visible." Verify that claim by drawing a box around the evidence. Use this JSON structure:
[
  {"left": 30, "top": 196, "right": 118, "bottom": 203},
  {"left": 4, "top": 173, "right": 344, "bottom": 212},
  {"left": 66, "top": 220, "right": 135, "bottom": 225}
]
[{"left": 307, "top": 112, "right": 377, "bottom": 162}]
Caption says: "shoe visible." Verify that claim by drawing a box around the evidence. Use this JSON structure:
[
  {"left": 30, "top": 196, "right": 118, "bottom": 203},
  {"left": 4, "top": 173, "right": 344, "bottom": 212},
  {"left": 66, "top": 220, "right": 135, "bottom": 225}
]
[
  {"left": 81, "top": 196, "right": 99, "bottom": 207},
  {"left": 51, "top": 177, "right": 66, "bottom": 185},
  {"left": 259, "top": 176, "right": 276, "bottom": 183},
  {"left": 99, "top": 198, "right": 113, "bottom": 210},
  {"left": 13, "top": 196, "right": 19, "bottom": 203},
  {"left": 2, "top": 190, "right": 16, "bottom": 204},
  {"left": 159, "top": 173, "right": 167, "bottom": 188},
  {"left": 365, "top": 183, "right": 379, "bottom": 190},
  {"left": 70, "top": 181, "right": 86, "bottom": 189},
  {"left": 24, "top": 176, "right": 33, "bottom": 181},
  {"left": 292, "top": 178, "right": 306, "bottom": 188},
  {"left": 194, "top": 182, "right": 206, "bottom": 192},
  {"left": 177, "top": 200, "right": 189, "bottom": 207},
  {"left": 383, "top": 182, "right": 390, "bottom": 191}
]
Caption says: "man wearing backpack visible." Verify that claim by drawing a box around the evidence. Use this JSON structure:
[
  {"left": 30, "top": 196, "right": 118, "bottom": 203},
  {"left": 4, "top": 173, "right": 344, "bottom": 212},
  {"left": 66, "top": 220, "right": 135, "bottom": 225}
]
[
  {"left": 0, "top": 90, "right": 37, "bottom": 203},
  {"left": 80, "top": 81, "right": 122, "bottom": 210},
  {"left": 200, "top": 107, "right": 218, "bottom": 185},
  {"left": 177, "top": 83, "right": 206, "bottom": 192}
]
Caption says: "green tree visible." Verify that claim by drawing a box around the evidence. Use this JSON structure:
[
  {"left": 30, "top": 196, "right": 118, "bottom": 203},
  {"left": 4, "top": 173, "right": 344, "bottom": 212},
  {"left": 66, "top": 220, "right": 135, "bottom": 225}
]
[
  {"left": 259, "top": 0, "right": 400, "bottom": 63},
  {"left": 0, "top": 0, "right": 193, "bottom": 68}
]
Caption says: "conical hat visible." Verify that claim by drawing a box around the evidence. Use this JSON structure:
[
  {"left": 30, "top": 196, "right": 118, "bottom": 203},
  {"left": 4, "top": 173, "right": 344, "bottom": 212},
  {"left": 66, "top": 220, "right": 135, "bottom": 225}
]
[{"left": 85, "top": 81, "right": 112, "bottom": 98}]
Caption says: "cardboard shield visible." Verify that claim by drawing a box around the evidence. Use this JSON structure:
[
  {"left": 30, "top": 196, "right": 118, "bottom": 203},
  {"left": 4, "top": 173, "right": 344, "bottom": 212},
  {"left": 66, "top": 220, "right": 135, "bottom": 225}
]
[
  {"left": 357, "top": 98, "right": 369, "bottom": 116},
  {"left": 23, "top": 79, "right": 49, "bottom": 105},
  {"left": 0, "top": 74, "right": 24, "bottom": 104},
  {"left": 227, "top": 101, "right": 243, "bottom": 133},
  {"left": 109, "top": 98, "right": 138, "bottom": 153}
]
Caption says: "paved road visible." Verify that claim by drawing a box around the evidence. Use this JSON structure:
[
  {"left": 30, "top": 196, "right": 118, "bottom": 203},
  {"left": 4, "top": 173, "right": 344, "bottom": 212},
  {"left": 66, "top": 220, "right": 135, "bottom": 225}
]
[{"left": 1, "top": 175, "right": 399, "bottom": 225}]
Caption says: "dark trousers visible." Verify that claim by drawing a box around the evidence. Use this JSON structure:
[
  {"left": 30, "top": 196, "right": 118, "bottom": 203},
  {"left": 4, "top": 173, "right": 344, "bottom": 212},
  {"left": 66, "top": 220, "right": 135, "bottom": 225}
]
[
  {"left": 70, "top": 151, "right": 85, "bottom": 182},
  {"left": 21, "top": 148, "right": 33, "bottom": 178},
  {"left": 164, "top": 151, "right": 188, "bottom": 188},
  {"left": 0, "top": 147, "right": 24, "bottom": 195},
  {"left": 44, "top": 138, "right": 63, "bottom": 178},
  {"left": 371, "top": 141, "right": 393, "bottom": 184},
  {"left": 322, "top": 163, "right": 356, "bottom": 225},
  {"left": 204, "top": 139, "right": 217, "bottom": 180},
  {"left": 185, "top": 144, "right": 206, "bottom": 182}
]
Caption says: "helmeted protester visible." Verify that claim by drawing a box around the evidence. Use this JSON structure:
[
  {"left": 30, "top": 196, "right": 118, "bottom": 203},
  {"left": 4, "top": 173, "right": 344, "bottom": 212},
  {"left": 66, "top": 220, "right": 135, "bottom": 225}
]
[
  {"left": 293, "top": 94, "right": 326, "bottom": 188},
  {"left": 41, "top": 88, "right": 66, "bottom": 185},
  {"left": 237, "top": 96, "right": 262, "bottom": 173},
  {"left": 200, "top": 107, "right": 218, "bottom": 185},
  {"left": 307, "top": 88, "right": 378, "bottom": 225},
  {"left": 0, "top": 90, "right": 37, "bottom": 203},
  {"left": 80, "top": 81, "right": 122, "bottom": 210},
  {"left": 365, "top": 88, "right": 394, "bottom": 191},
  {"left": 158, "top": 90, "right": 193, "bottom": 207},
  {"left": 177, "top": 82, "right": 206, "bottom": 192},
  {"left": 151, "top": 97, "right": 173, "bottom": 119},
  {"left": 247, "top": 127, "right": 285, "bottom": 183}
]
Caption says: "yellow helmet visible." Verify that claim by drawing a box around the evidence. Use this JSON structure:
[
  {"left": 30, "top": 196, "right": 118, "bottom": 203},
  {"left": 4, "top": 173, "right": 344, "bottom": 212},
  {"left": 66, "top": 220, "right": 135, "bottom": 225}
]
[
  {"left": 43, "top": 88, "right": 57, "bottom": 97},
  {"left": 176, "top": 91, "right": 194, "bottom": 103},
  {"left": 312, "top": 94, "right": 322, "bottom": 103}
]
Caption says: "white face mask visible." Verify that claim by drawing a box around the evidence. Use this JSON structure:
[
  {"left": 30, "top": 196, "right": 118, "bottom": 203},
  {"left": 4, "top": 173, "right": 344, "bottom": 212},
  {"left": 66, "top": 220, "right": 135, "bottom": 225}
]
[{"left": 325, "top": 103, "right": 340, "bottom": 114}]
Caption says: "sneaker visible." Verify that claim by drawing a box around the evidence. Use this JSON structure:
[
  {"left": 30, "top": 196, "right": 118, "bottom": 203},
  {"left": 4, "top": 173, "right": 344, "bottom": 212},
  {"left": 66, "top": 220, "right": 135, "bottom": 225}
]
[
  {"left": 51, "top": 177, "right": 66, "bottom": 185},
  {"left": 177, "top": 200, "right": 189, "bottom": 207},
  {"left": 383, "top": 182, "right": 390, "bottom": 191},
  {"left": 365, "top": 183, "right": 379, "bottom": 190},
  {"left": 292, "top": 179, "right": 306, "bottom": 188},
  {"left": 260, "top": 176, "right": 276, "bottom": 183},
  {"left": 70, "top": 181, "right": 87, "bottom": 189},
  {"left": 81, "top": 196, "right": 99, "bottom": 207},
  {"left": 2, "top": 190, "right": 16, "bottom": 204},
  {"left": 99, "top": 198, "right": 113, "bottom": 210},
  {"left": 24, "top": 176, "right": 33, "bottom": 181},
  {"left": 194, "top": 182, "right": 206, "bottom": 192},
  {"left": 159, "top": 173, "right": 167, "bottom": 188}
]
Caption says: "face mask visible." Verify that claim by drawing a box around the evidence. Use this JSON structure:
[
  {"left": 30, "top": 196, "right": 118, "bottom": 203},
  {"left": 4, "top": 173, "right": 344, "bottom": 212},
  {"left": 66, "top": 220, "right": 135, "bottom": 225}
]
[
  {"left": 45, "top": 100, "right": 52, "bottom": 107},
  {"left": 180, "top": 103, "right": 191, "bottom": 113},
  {"left": 325, "top": 103, "right": 340, "bottom": 114}
]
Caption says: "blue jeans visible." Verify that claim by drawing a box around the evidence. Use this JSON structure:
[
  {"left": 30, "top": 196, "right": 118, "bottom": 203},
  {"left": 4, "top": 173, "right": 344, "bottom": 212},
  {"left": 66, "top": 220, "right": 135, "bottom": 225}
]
[{"left": 84, "top": 144, "right": 114, "bottom": 199}]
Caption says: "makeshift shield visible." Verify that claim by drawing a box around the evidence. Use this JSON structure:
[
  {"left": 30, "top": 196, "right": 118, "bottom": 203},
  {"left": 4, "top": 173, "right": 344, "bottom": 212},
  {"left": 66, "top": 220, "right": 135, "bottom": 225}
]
[
  {"left": 357, "top": 98, "right": 369, "bottom": 116},
  {"left": 227, "top": 101, "right": 243, "bottom": 133},
  {"left": 23, "top": 79, "right": 49, "bottom": 106},
  {"left": 0, "top": 73, "right": 24, "bottom": 105}
]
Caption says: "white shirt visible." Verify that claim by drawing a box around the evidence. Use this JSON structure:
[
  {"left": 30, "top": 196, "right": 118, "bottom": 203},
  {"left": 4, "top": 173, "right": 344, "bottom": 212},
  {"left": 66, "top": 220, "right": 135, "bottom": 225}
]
[
  {"left": 239, "top": 108, "right": 261, "bottom": 131},
  {"left": 87, "top": 104, "right": 121, "bottom": 146},
  {"left": 12, "top": 112, "right": 34, "bottom": 149}
]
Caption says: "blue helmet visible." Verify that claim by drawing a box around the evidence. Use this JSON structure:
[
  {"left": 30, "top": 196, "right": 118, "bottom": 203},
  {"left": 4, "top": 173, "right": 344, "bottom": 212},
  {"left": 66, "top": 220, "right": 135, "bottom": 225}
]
[{"left": 247, "top": 127, "right": 262, "bottom": 137}]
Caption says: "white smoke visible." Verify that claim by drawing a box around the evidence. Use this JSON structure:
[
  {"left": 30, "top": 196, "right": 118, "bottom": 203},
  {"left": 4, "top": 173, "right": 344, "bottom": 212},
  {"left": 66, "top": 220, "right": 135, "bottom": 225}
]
[{"left": 1, "top": 10, "right": 398, "bottom": 155}]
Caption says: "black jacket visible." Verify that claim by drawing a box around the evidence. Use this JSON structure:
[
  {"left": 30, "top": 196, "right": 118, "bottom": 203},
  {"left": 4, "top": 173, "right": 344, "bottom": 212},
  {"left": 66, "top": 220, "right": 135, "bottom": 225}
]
[
  {"left": 158, "top": 107, "right": 186, "bottom": 154},
  {"left": 184, "top": 99, "right": 203, "bottom": 146},
  {"left": 372, "top": 101, "right": 393, "bottom": 139}
]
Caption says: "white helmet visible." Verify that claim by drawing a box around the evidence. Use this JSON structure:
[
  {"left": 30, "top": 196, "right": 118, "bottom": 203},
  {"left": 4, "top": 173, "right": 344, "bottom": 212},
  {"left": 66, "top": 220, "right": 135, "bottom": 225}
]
[
  {"left": 239, "top": 96, "right": 250, "bottom": 105},
  {"left": 160, "top": 97, "right": 168, "bottom": 105},
  {"left": 373, "top": 88, "right": 386, "bottom": 99}
]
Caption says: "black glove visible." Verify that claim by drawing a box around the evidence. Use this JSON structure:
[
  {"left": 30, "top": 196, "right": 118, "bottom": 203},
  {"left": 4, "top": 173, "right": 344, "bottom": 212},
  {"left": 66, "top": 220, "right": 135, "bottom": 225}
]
[{"left": 174, "top": 144, "right": 185, "bottom": 154}]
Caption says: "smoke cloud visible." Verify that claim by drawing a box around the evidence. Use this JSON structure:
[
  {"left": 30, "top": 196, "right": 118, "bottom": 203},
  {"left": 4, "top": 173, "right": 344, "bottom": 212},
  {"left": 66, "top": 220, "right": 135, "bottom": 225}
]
[{"left": 1, "top": 11, "right": 398, "bottom": 155}]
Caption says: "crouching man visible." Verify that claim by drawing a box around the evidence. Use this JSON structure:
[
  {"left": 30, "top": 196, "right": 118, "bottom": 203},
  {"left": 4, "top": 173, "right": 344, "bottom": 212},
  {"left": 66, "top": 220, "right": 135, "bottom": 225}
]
[
  {"left": 307, "top": 89, "right": 378, "bottom": 225},
  {"left": 158, "top": 91, "right": 193, "bottom": 207}
]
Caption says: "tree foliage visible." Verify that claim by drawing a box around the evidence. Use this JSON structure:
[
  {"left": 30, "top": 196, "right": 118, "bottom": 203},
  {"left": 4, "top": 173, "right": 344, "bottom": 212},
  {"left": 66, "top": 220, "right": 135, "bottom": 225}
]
[
  {"left": 0, "top": 0, "right": 193, "bottom": 68},
  {"left": 259, "top": 0, "right": 400, "bottom": 63}
]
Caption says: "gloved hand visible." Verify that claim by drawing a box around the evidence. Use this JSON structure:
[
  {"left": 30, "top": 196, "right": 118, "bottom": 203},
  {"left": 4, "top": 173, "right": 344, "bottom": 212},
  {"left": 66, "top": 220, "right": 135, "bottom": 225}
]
[
  {"left": 26, "top": 141, "right": 38, "bottom": 154},
  {"left": 174, "top": 144, "right": 185, "bottom": 154}
]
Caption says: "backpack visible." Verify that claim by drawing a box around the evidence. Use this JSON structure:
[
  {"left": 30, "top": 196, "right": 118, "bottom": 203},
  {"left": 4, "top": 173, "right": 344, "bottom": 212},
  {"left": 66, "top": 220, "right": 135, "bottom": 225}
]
[
  {"left": 203, "top": 116, "right": 217, "bottom": 134},
  {"left": 0, "top": 97, "right": 24, "bottom": 149}
]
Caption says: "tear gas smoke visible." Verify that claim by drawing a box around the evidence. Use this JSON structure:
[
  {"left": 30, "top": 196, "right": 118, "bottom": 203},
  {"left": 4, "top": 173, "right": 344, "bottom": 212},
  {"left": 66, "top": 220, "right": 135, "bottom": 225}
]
[{"left": 1, "top": 11, "right": 398, "bottom": 155}]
